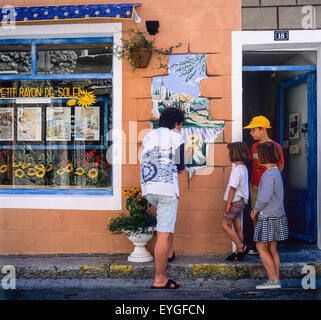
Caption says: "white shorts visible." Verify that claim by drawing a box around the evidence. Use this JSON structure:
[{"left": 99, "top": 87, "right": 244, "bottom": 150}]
[{"left": 145, "top": 194, "right": 179, "bottom": 233}]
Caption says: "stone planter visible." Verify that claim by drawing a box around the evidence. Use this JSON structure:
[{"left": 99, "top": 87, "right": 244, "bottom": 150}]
[{"left": 126, "top": 229, "right": 154, "bottom": 262}]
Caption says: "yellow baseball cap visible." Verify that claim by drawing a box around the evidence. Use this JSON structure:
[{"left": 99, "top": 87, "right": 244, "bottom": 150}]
[{"left": 243, "top": 116, "right": 272, "bottom": 129}]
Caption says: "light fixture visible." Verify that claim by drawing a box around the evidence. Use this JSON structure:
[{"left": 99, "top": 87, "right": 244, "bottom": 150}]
[{"left": 146, "top": 21, "right": 159, "bottom": 35}]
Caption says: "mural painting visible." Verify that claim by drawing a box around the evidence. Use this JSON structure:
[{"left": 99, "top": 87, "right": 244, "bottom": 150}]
[{"left": 151, "top": 54, "right": 225, "bottom": 178}]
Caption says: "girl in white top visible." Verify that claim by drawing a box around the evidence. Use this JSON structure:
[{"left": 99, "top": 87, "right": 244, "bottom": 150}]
[{"left": 222, "top": 142, "right": 250, "bottom": 261}]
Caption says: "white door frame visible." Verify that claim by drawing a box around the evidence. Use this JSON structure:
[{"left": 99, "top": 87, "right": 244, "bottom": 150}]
[{"left": 232, "top": 30, "right": 321, "bottom": 249}]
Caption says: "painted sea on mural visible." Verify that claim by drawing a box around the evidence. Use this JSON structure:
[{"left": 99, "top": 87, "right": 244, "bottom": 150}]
[{"left": 152, "top": 54, "right": 224, "bottom": 168}]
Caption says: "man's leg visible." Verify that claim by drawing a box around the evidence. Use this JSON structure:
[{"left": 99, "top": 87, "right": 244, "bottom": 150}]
[{"left": 168, "top": 233, "right": 174, "bottom": 259}]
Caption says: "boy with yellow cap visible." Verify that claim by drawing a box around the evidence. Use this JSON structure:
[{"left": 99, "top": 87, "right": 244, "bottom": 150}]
[{"left": 244, "top": 116, "right": 284, "bottom": 255}]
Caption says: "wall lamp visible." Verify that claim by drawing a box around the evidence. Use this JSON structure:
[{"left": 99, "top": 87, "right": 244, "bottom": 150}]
[{"left": 146, "top": 21, "right": 160, "bottom": 35}]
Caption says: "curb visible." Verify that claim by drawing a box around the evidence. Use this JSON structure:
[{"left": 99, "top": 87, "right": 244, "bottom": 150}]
[{"left": 4, "top": 262, "right": 321, "bottom": 280}]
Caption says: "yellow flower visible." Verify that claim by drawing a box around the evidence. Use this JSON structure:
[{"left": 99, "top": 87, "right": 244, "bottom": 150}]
[
  {"left": 77, "top": 90, "right": 96, "bottom": 108},
  {"left": 88, "top": 168, "right": 98, "bottom": 179},
  {"left": 22, "top": 163, "right": 31, "bottom": 169},
  {"left": 15, "top": 169, "right": 24, "bottom": 179},
  {"left": 66, "top": 163, "right": 73, "bottom": 173},
  {"left": 36, "top": 170, "right": 45, "bottom": 178},
  {"left": 46, "top": 163, "right": 53, "bottom": 172},
  {"left": 35, "top": 164, "right": 45, "bottom": 171},
  {"left": 13, "top": 162, "right": 22, "bottom": 167},
  {"left": 57, "top": 168, "right": 66, "bottom": 175},
  {"left": 27, "top": 168, "right": 37, "bottom": 176},
  {"left": 0, "top": 165, "right": 7, "bottom": 173},
  {"left": 67, "top": 99, "right": 77, "bottom": 107},
  {"left": 75, "top": 167, "right": 85, "bottom": 176},
  {"left": 187, "top": 134, "right": 199, "bottom": 145}
]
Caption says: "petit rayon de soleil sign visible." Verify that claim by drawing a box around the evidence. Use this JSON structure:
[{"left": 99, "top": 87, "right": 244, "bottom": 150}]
[{"left": 0, "top": 87, "right": 82, "bottom": 98}]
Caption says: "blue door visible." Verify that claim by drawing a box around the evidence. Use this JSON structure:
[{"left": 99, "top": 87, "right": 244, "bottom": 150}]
[{"left": 279, "top": 71, "right": 317, "bottom": 242}]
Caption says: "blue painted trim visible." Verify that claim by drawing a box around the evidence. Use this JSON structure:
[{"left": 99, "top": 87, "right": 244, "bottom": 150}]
[
  {"left": 243, "top": 66, "right": 316, "bottom": 72},
  {"left": 279, "top": 87, "right": 284, "bottom": 148},
  {"left": 0, "top": 37, "right": 113, "bottom": 45},
  {"left": 279, "top": 71, "right": 317, "bottom": 242},
  {"left": 0, "top": 188, "right": 113, "bottom": 196},
  {"left": 0, "top": 73, "right": 112, "bottom": 81}
]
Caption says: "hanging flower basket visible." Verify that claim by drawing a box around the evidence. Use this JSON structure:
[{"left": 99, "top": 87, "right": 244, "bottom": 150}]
[{"left": 130, "top": 47, "right": 152, "bottom": 69}]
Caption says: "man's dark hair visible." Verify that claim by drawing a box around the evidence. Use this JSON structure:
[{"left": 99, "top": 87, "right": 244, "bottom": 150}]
[{"left": 158, "top": 107, "right": 185, "bottom": 129}]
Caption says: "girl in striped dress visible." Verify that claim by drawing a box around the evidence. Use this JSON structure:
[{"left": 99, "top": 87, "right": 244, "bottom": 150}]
[{"left": 250, "top": 142, "right": 289, "bottom": 289}]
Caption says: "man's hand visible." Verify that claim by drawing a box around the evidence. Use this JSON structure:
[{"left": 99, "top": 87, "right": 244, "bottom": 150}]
[{"left": 225, "top": 203, "right": 231, "bottom": 215}]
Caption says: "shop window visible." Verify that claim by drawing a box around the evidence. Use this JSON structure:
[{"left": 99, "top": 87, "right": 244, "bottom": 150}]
[
  {"left": 0, "top": 45, "right": 31, "bottom": 74},
  {"left": 0, "top": 38, "right": 113, "bottom": 195}
]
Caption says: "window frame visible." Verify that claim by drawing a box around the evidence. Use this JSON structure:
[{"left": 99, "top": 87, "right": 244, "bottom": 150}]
[{"left": 0, "top": 23, "right": 122, "bottom": 210}]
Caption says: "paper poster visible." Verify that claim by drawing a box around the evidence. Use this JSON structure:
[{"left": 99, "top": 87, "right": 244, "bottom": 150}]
[
  {"left": 46, "top": 107, "right": 71, "bottom": 141},
  {"left": 289, "top": 112, "right": 299, "bottom": 140},
  {"left": 0, "top": 108, "right": 14, "bottom": 141},
  {"left": 74, "top": 106, "right": 100, "bottom": 141},
  {"left": 17, "top": 107, "right": 42, "bottom": 141}
]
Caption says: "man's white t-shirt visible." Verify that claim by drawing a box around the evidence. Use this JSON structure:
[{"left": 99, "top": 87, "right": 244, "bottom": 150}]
[
  {"left": 224, "top": 163, "right": 249, "bottom": 203},
  {"left": 140, "top": 127, "right": 184, "bottom": 197}
]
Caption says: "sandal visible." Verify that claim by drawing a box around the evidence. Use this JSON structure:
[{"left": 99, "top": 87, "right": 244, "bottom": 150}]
[
  {"left": 235, "top": 245, "right": 249, "bottom": 261},
  {"left": 226, "top": 252, "right": 237, "bottom": 261},
  {"left": 168, "top": 252, "right": 176, "bottom": 262},
  {"left": 151, "top": 278, "right": 180, "bottom": 289}
]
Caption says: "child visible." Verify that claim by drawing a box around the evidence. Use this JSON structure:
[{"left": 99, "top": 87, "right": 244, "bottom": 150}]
[
  {"left": 250, "top": 141, "right": 289, "bottom": 290},
  {"left": 222, "top": 142, "right": 250, "bottom": 261}
]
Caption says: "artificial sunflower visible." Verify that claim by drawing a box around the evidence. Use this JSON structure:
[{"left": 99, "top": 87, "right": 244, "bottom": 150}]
[
  {"left": 45, "top": 163, "right": 53, "bottom": 172},
  {"left": 75, "top": 167, "right": 85, "bottom": 176},
  {"left": 27, "top": 168, "right": 37, "bottom": 176},
  {"left": 57, "top": 168, "right": 66, "bottom": 175},
  {"left": 66, "top": 163, "right": 73, "bottom": 173},
  {"left": 13, "top": 162, "right": 22, "bottom": 167},
  {"left": 0, "top": 164, "right": 7, "bottom": 173},
  {"left": 187, "top": 134, "right": 199, "bottom": 146},
  {"left": 36, "top": 170, "right": 45, "bottom": 178},
  {"left": 15, "top": 169, "right": 24, "bottom": 179},
  {"left": 88, "top": 168, "right": 98, "bottom": 179},
  {"left": 22, "top": 163, "right": 31, "bottom": 169},
  {"left": 35, "top": 164, "right": 45, "bottom": 171},
  {"left": 67, "top": 99, "right": 77, "bottom": 107}
]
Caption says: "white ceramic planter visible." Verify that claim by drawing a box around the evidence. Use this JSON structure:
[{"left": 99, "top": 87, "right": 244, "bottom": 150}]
[{"left": 126, "top": 230, "right": 154, "bottom": 263}]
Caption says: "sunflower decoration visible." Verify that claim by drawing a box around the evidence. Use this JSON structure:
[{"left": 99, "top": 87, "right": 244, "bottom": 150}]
[
  {"left": 77, "top": 90, "right": 96, "bottom": 108},
  {"left": 75, "top": 167, "right": 85, "bottom": 176},
  {"left": 22, "top": 163, "right": 31, "bottom": 169},
  {"left": 0, "top": 164, "right": 7, "bottom": 173},
  {"left": 57, "top": 168, "right": 66, "bottom": 175},
  {"left": 67, "top": 99, "right": 77, "bottom": 107},
  {"left": 35, "top": 164, "right": 45, "bottom": 171},
  {"left": 13, "top": 162, "right": 22, "bottom": 167},
  {"left": 14, "top": 168, "right": 24, "bottom": 179},
  {"left": 27, "top": 167, "right": 37, "bottom": 176},
  {"left": 45, "top": 163, "right": 53, "bottom": 172},
  {"left": 36, "top": 170, "right": 45, "bottom": 178},
  {"left": 185, "top": 133, "right": 206, "bottom": 165},
  {"left": 88, "top": 168, "right": 98, "bottom": 179},
  {"left": 66, "top": 163, "right": 73, "bottom": 173}
]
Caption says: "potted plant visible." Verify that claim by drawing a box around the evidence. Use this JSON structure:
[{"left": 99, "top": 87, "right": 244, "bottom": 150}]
[
  {"left": 112, "top": 29, "right": 181, "bottom": 70},
  {"left": 107, "top": 187, "right": 157, "bottom": 262}
]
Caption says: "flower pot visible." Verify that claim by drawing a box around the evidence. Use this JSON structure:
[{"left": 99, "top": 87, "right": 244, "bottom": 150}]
[
  {"left": 126, "top": 230, "right": 154, "bottom": 262},
  {"left": 130, "top": 48, "right": 152, "bottom": 68}
]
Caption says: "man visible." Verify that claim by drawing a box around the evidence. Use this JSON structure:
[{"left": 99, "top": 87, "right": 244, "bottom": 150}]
[
  {"left": 244, "top": 115, "right": 284, "bottom": 255},
  {"left": 140, "top": 107, "right": 191, "bottom": 289}
]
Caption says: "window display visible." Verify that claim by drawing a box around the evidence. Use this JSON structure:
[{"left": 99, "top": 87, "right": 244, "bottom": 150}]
[{"left": 0, "top": 38, "right": 113, "bottom": 193}]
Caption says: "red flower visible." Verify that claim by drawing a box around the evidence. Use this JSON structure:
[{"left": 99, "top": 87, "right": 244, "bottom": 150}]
[
  {"left": 94, "top": 162, "right": 99, "bottom": 167},
  {"left": 103, "top": 162, "right": 110, "bottom": 167},
  {"left": 85, "top": 152, "right": 91, "bottom": 157},
  {"left": 62, "top": 161, "right": 68, "bottom": 167},
  {"left": 60, "top": 151, "right": 67, "bottom": 158},
  {"left": 76, "top": 160, "right": 82, "bottom": 166},
  {"left": 92, "top": 149, "right": 97, "bottom": 153},
  {"left": 84, "top": 161, "right": 91, "bottom": 166},
  {"left": 95, "top": 155, "right": 101, "bottom": 162}
]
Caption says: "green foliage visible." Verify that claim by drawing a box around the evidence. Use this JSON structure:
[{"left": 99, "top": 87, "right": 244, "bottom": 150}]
[{"left": 107, "top": 187, "right": 157, "bottom": 236}]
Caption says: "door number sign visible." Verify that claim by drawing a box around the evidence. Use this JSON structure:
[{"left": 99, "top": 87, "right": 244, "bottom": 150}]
[{"left": 274, "top": 31, "right": 289, "bottom": 41}]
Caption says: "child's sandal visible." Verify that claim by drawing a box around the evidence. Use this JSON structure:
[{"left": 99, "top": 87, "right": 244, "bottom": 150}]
[{"left": 226, "top": 252, "right": 237, "bottom": 261}]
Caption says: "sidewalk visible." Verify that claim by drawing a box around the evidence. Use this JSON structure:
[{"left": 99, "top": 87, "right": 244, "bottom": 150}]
[{"left": 0, "top": 247, "right": 320, "bottom": 280}]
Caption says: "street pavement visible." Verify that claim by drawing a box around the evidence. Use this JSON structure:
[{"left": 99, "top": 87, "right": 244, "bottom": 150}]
[{"left": 1, "top": 278, "right": 320, "bottom": 300}]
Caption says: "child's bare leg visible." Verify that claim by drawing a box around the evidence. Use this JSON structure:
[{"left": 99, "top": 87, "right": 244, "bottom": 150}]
[
  {"left": 221, "top": 222, "right": 242, "bottom": 251},
  {"left": 268, "top": 241, "right": 280, "bottom": 280},
  {"left": 233, "top": 218, "right": 244, "bottom": 251},
  {"left": 256, "top": 242, "right": 278, "bottom": 282}
]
